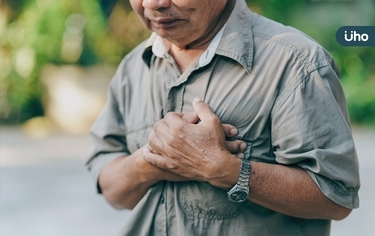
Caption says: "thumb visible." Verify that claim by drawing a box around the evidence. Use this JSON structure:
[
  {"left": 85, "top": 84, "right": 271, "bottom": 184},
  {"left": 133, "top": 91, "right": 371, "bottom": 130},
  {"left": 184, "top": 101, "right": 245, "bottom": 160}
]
[
  {"left": 181, "top": 111, "right": 200, "bottom": 124},
  {"left": 192, "top": 97, "right": 216, "bottom": 122}
]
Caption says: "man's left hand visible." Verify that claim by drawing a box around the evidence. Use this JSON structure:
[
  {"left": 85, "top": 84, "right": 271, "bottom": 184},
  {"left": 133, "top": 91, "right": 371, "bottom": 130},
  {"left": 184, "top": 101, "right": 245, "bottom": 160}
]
[{"left": 143, "top": 97, "right": 240, "bottom": 184}]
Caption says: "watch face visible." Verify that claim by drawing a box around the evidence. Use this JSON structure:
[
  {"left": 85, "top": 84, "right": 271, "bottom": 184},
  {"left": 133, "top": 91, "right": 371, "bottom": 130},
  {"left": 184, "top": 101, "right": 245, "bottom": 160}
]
[{"left": 229, "top": 190, "right": 248, "bottom": 202}]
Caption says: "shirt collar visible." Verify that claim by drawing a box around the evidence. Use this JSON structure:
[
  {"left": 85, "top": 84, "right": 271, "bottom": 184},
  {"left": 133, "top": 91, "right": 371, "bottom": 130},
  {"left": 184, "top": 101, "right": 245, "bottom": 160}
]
[
  {"left": 198, "top": 25, "right": 225, "bottom": 67},
  {"left": 142, "top": 0, "right": 254, "bottom": 72},
  {"left": 217, "top": 0, "right": 254, "bottom": 72},
  {"left": 151, "top": 34, "right": 168, "bottom": 59}
]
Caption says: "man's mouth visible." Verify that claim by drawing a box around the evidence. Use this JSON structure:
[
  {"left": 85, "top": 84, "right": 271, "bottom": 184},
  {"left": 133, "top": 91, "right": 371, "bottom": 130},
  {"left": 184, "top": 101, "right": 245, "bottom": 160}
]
[{"left": 149, "top": 18, "right": 180, "bottom": 29}]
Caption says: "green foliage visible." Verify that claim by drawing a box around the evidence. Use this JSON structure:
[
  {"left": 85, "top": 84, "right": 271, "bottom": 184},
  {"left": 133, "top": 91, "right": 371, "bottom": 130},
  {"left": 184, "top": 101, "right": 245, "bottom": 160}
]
[
  {"left": 1, "top": 0, "right": 374, "bottom": 125},
  {"left": 344, "top": 79, "right": 375, "bottom": 125},
  {"left": 246, "top": 0, "right": 375, "bottom": 126},
  {"left": 247, "top": 0, "right": 309, "bottom": 23},
  {"left": 0, "top": 0, "right": 130, "bottom": 122}
]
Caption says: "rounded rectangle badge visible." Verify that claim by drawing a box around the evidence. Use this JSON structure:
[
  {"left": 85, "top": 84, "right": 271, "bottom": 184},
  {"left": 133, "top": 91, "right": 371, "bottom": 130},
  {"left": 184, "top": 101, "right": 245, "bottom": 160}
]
[{"left": 336, "top": 26, "right": 375, "bottom": 46}]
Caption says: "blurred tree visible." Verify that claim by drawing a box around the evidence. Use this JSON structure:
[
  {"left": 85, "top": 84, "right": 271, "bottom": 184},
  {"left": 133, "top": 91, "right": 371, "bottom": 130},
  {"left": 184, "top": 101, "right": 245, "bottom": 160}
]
[
  {"left": 0, "top": 0, "right": 374, "bottom": 126},
  {"left": 0, "top": 0, "right": 30, "bottom": 21},
  {"left": 99, "top": 0, "right": 117, "bottom": 18},
  {"left": 247, "top": 0, "right": 309, "bottom": 22},
  {"left": 0, "top": 0, "right": 143, "bottom": 123},
  {"left": 246, "top": 0, "right": 375, "bottom": 126}
]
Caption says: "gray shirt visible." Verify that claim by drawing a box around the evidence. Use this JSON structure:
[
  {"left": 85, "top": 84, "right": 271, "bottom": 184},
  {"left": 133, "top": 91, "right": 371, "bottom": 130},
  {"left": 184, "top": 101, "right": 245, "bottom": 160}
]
[{"left": 87, "top": 0, "right": 360, "bottom": 235}]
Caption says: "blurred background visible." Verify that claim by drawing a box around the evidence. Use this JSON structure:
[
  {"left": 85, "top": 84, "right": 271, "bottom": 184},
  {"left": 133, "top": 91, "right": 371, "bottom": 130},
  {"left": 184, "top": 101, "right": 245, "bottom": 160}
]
[{"left": 0, "top": 0, "right": 374, "bottom": 235}]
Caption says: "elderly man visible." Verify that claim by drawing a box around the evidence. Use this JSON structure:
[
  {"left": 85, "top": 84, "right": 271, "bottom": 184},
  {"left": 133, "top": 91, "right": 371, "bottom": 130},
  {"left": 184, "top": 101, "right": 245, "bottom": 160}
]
[{"left": 87, "top": 0, "right": 360, "bottom": 235}]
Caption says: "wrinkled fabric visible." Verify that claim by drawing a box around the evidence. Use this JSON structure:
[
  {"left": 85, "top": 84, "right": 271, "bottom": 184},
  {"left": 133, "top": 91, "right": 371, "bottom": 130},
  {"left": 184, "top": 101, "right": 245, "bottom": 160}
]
[{"left": 86, "top": 0, "right": 360, "bottom": 235}]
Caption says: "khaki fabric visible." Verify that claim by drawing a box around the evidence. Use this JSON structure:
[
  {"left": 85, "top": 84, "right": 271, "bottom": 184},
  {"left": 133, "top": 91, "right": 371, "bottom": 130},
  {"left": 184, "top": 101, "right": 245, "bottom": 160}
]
[{"left": 87, "top": 0, "right": 360, "bottom": 235}]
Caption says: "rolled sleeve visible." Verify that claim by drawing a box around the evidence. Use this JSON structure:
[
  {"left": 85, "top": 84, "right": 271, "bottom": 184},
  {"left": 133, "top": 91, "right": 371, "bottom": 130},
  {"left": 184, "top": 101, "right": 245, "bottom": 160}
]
[
  {"left": 86, "top": 81, "right": 130, "bottom": 193},
  {"left": 271, "top": 63, "right": 360, "bottom": 209}
]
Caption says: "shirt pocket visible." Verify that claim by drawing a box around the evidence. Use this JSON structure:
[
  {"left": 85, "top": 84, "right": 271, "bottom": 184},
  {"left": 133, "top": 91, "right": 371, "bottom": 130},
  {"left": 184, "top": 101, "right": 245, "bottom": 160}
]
[
  {"left": 125, "top": 123, "right": 154, "bottom": 154},
  {"left": 178, "top": 138, "right": 254, "bottom": 220}
]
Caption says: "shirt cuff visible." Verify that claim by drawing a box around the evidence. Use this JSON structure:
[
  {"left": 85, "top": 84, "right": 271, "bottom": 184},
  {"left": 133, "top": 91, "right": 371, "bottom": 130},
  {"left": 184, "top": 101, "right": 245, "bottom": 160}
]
[{"left": 306, "top": 170, "right": 360, "bottom": 209}]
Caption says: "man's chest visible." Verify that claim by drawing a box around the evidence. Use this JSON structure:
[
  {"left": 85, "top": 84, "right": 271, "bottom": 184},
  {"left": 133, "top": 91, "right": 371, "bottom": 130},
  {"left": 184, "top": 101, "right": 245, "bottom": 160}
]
[{"left": 122, "top": 58, "right": 279, "bottom": 161}]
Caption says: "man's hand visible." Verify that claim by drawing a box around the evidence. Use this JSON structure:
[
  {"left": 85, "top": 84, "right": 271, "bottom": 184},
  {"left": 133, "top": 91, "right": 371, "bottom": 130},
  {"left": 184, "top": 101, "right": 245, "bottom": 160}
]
[
  {"left": 144, "top": 97, "right": 241, "bottom": 185},
  {"left": 180, "top": 108, "right": 246, "bottom": 158},
  {"left": 223, "top": 124, "right": 246, "bottom": 158}
]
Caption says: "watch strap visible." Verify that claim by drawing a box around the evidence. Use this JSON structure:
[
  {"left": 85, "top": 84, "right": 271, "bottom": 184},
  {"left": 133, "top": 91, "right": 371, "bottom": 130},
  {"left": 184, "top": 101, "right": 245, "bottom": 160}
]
[{"left": 238, "top": 159, "right": 251, "bottom": 188}]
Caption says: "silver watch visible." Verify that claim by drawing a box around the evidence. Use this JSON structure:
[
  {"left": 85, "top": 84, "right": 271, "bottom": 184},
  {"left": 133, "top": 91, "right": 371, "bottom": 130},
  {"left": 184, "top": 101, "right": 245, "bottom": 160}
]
[{"left": 227, "top": 159, "right": 251, "bottom": 202}]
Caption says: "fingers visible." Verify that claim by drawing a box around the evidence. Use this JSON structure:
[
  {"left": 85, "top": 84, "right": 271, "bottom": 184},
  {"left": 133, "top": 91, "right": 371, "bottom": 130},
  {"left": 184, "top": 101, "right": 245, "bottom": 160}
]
[
  {"left": 148, "top": 127, "right": 166, "bottom": 154},
  {"left": 151, "top": 99, "right": 246, "bottom": 162},
  {"left": 226, "top": 139, "right": 247, "bottom": 159},
  {"left": 143, "top": 145, "right": 165, "bottom": 168},
  {"left": 150, "top": 113, "right": 188, "bottom": 154},
  {"left": 222, "top": 123, "right": 238, "bottom": 137},
  {"left": 192, "top": 97, "right": 246, "bottom": 158},
  {"left": 169, "top": 98, "right": 216, "bottom": 125},
  {"left": 222, "top": 123, "right": 246, "bottom": 157},
  {"left": 192, "top": 97, "right": 217, "bottom": 123},
  {"left": 181, "top": 111, "right": 199, "bottom": 124}
]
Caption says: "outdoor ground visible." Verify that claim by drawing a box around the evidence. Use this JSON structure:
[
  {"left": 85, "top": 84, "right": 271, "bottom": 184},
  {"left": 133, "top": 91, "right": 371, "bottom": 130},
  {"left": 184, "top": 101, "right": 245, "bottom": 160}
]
[{"left": 1, "top": 125, "right": 374, "bottom": 236}]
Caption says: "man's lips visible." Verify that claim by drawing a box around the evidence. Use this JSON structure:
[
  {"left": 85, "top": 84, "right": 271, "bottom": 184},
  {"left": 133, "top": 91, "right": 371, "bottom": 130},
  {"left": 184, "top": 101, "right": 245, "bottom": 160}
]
[{"left": 149, "top": 18, "right": 180, "bottom": 29}]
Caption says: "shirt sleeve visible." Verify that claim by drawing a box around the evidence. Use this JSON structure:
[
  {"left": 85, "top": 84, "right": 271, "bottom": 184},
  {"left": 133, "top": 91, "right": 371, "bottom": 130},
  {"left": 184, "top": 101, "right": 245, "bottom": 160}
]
[
  {"left": 271, "top": 62, "right": 360, "bottom": 209},
  {"left": 86, "top": 78, "right": 130, "bottom": 194}
]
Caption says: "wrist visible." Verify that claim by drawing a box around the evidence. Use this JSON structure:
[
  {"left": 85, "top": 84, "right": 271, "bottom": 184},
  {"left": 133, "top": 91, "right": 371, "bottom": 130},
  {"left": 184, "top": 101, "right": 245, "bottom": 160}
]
[
  {"left": 135, "top": 148, "right": 163, "bottom": 185},
  {"left": 138, "top": 146, "right": 189, "bottom": 184},
  {"left": 207, "top": 152, "right": 242, "bottom": 190},
  {"left": 227, "top": 159, "right": 251, "bottom": 202}
]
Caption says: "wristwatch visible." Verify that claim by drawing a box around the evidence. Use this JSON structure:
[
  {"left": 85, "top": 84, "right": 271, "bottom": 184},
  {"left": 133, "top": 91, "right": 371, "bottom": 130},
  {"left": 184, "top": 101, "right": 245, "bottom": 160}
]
[{"left": 227, "top": 159, "right": 251, "bottom": 202}]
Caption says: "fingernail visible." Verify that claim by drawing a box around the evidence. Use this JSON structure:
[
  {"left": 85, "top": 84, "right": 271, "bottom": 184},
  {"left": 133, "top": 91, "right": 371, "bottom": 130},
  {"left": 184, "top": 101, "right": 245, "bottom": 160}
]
[
  {"left": 230, "top": 128, "right": 238, "bottom": 135},
  {"left": 240, "top": 142, "right": 247, "bottom": 151},
  {"left": 237, "top": 153, "right": 244, "bottom": 159},
  {"left": 193, "top": 97, "right": 202, "bottom": 104}
]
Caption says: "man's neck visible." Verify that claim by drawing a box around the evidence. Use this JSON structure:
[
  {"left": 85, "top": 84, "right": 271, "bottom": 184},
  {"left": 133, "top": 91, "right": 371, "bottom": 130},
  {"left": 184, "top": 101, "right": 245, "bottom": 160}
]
[
  {"left": 168, "top": 44, "right": 205, "bottom": 73},
  {"left": 167, "top": 0, "right": 236, "bottom": 73}
]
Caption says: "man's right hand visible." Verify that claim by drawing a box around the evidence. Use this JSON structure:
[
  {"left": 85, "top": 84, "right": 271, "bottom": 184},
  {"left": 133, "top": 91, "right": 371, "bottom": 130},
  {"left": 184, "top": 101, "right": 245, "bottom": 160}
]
[{"left": 180, "top": 110, "right": 247, "bottom": 158}]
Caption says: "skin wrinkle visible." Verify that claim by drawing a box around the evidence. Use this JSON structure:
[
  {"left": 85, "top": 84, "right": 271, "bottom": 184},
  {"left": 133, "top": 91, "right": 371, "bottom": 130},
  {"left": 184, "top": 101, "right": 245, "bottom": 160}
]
[
  {"left": 133, "top": 0, "right": 234, "bottom": 50},
  {"left": 148, "top": 100, "right": 232, "bottom": 183},
  {"left": 94, "top": 0, "right": 356, "bottom": 227}
]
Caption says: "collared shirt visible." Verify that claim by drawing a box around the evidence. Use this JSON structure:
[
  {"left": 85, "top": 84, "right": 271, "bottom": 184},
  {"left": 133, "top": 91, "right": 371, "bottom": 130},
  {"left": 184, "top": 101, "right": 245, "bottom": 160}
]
[{"left": 87, "top": 0, "right": 360, "bottom": 235}]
